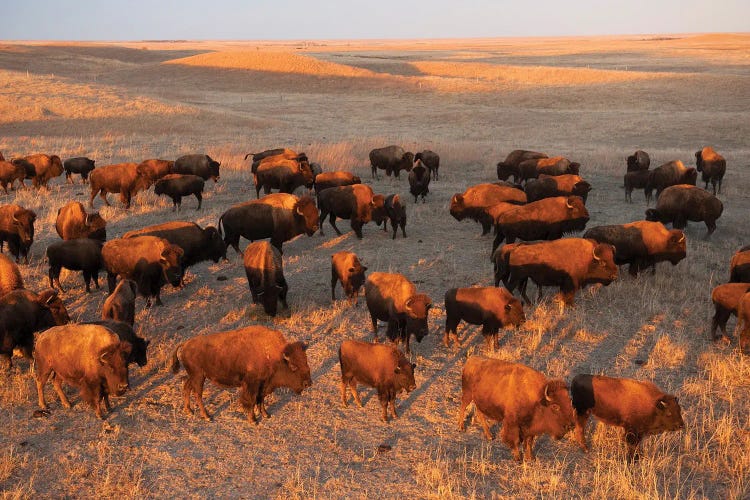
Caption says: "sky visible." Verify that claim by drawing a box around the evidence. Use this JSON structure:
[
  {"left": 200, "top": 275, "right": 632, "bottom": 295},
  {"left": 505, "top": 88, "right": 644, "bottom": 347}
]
[{"left": 1, "top": 0, "right": 747, "bottom": 41}]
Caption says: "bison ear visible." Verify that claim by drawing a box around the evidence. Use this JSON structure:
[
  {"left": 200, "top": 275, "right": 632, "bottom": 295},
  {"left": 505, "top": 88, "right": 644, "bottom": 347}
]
[
  {"left": 283, "top": 351, "right": 298, "bottom": 371},
  {"left": 362, "top": 266, "right": 368, "bottom": 272},
  {"left": 300, "top": 342, "right": 308, "bottom": 351},
  {"left": 348, "top": 267, "right": 356, "bottom": 274},
  {"left": 504, "top": 303, "right": 512, "bottom": 311},
  {"left": 120, "top": 341, "right": 132, "bottom": 357},
  {"left": 99, "top": 346, "right": 116, "bottom": 365},
  {"left": 656, "top": 398, "right": 668, "bottom": 410},
  {"left": 565, "top": 197, "right": 575, "bottom": 209},
  {"left": 411, "top": 363, "right": 416, "bottom": 370},
  {"left": 394, "top": 366, "right": 401, "bottom": 374},
  {"left": 295, "top": 205, "right": 304, "bottom": 215}
]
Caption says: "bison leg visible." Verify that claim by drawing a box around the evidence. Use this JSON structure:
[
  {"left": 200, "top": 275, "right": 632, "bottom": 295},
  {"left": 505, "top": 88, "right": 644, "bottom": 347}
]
[
  {"left": 340, "top": 376, "right": 349, "bottom": 407},
  {"left": 329, "top": 214, "right": 343, "bottom": 236},
  {"left": 444, "top": 315, "right": 461, "bottom": 348},
  {"left": 92, "top": 271, "right": 100, "bottom": 290},
  {"left": 122, "top": 191, "right": 132, "bottom": 210},
  {"left": 704, "top": 219, "right": 717, "bottom": 238},
  {"left": 400, "top": 221, "right": 407, "bottom": 238},
  {"left": 391, "top": 220, "right": 398, "bottom": 240},
  {"left": 492, "top": 232, "right": 505, "bottom": 255},
  {"left": 349, "top": 380, "right": 362, "bottom": 407},
  {"left": 83, "top": 270, "right": 93, "bottom": 293},
  {"left": 182, "top": 377, "right": 194, "bottom": 415},
  {"left": 331, "top": 270, "right": 338, "bottom": 301},
  {"left": 711, "top": 306, "right": 732, "bottom": 341},
  {"left": 350, "top": 219, "right": 362, "bottom": 239},
  {"left": 476, "top": 409, "right": 494, "bottom": 441},
  {"left": 195, "top": 192, "right": 202, "bottom": 210},
  {"left": 625, "top": 430, "right": 643, "bottom": 462},
  {"left": 574, "top": 411, "right": 591, "bottom": 451},
  {"left": 192, "top": 376, "right": 210, "bottom": 421},
  {"left": 107, "top": 272, "right": 117, "bottom": 294},
  {"left": 500, "top": 421, "right": 522, "bottom": 461},
  {"left": 458, "top": 392, "right": 471, "bottom": 432},
  {"left": 370, "top": 313, "right": 379, "bottom": 342},
  {"left": 35, "top": 363, "right": 54, "bottom": 410},
  {"left": 389, "top": 394, "right": 399, "bottom": 420},
  {"left": 522, "top": 435, "right": 536, "bottom": 461},
  {"left": 378, "top": 391, "right": 390, "bottom": 422},
  {"left": 279, "top": 278, "right": 289, "bottom": 309},
  {"left": 100, "top": 190, "right": 111, "bottom": 206},
  {"left": 371, "top": 166, "right": 378, "bottom": 180}
]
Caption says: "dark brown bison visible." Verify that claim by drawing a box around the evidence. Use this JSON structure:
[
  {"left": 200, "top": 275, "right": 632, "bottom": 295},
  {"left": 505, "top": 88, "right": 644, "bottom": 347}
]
[
  {"left": 737, "top": 292, "right": 750, "bottom": 353},
  {"left": 408, "top": 160, "right": 431, "bottom": 203},
  {"left": 313, "top": 171, "right": 361, "bottom": 196},
  {"left": 102, "top": 236, "right": 184, "bottom": 306},
  {"left": 415, "top": 150, "right": 440, "bottom": 180},
  {"left": 34, "top": 324, "right": 131, "bottom": 419},
  {"left": 219, "top": 194, "right": 319, "bottom": 253},
  {"left": 102, "top": 279, "right": 137, "bottom": 327},
  {"left": 63, "top": 157, "right": 96, "bottom": 183},
  {"left": 0, "top": 204, "right": 36, "bottom": 264},
  {"left": 571, "top": 374, "right": 684, "bottom": 462},
  {"left": 624, "top": 169, "right": 650, "bottom": 203},
  {"left": 55, "top": 201, "right": 106, "bottom": 241},
  {"left": 497, "top": 150, "right": 548, "bottom": 183},
  {"left": 626, "top": 150, "right": 650, "bottom": 172},
  {"left": 645, "top": 160, "right": 698, "bottom": 202},
  {"left": 170, "top": 326, "right": 311, "bottom": 423},
  {"left": 20, "top": 153, "right": 64, "bottom": 188},
  {"left": 46, "top": 238, "right": 104, "bottom": 293},
  {"left": 88, "top": 320, "right": 149, "bottom": 367},
  {"left": 709, "top": 283, "right": 750, "bottom": 342},
  {"left": 365, "top": 272, "right": 432, "bottom": 354},
  {"left": 450, "top": 183, "right": 527, "bottom": 235},
  {"left": 89, "top": 162, "right": 153, "bottom": 209},
  {"left": 243, "top": 241, "right": 288, "bottom": 317},
  {"left": 730, "top": 247, "right": 750, "bottom": 283},
  {"left": 494, "top": 238, "right": 618, "bottom": 306},
  {"left": 154, "top": 174, "right": 205, "bottom": 211},
  {"left": 339, "top": 340, "right": 416, "bottom": 422},
  {"left": 0, "top": 253, "right": 23, "bottom": 297},
  {"left": 173, "top": 154, "right": 220, "bottom": 182},
  {"left": 318, "top": 184, "right": 385, "bottom": 239},
  {"left": 583, "top": 221, "right": 686, "bottom": 276},
  {"left": 380, "top": 194, "right": 407, "bottom": 239},
  {"left": 369, "top": 145, "right": 414, "bottom": 179},
  {"left": 255, "top": 158, "right": 314, "bottom": 198},
  {"left": 459, "top": 357, "right": 575, "bottom": 462},
  {"left": 695, "top": 146, "right": 726, "bottom": 195},
  {"left": 0, "top": 161, "right": 26, "bottom": 193},
  {"left": 123, "top": 221, "right": 226, "bottom": 269},
  {"left": 525, "top": 174, "right": 592, "bottom": 203},
  {"left": 0, "top": 289, "right": 69, "bottom": 369},
  {"left": 331, "top": 251, "right": 367, "bottom": 305},
  {"left": 645, "top": 184, "right": 723, "bottom": 237},
  {"left": 444, "top": 287, "right": 525, "bottom": 350},
  {"left": 11, "top": 157, "right": 35, "bottom": 180},
  {"left": 137, "top": 158, "right": 174, "bottom": 182},
  {"left": 492, "top": 196, "right": 590, "bottom": 253},
  {"left": 518, "top": 156, "right": 579, "bottom": 183}
]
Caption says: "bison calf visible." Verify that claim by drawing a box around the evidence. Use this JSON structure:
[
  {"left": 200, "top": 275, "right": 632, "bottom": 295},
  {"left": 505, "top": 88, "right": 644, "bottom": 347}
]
[
  {"left": 624, "top": 170, "right": 650, "bottom": 203},
  {"left": 408, "top": 160, "right": 430, "bottom": 203},
  {"left": 55, "top": 201, "right": 106, "bottom": 241},
  {"left": 331, "top": 251, "right": 367, "bottom": 305},
  {"left": 729, "top": 247, "right": 750, "bottom": 283},
  {"left": 46, "top": 238, "right": 104, "bottom": 293},
  {"left": 0, "top": 161, "right": 26, "bottom": 194},
  {"left": 102, "top": 278, "right": 137, "bottom": 326},
  {"left": 381, "top": 194, "right": 406, "bottom": 239},
  {"left": 710, "top": 283, "right": 750, "bottom": 342},
  {"left": 444, "top": 287, "right": 525, "bottom": 350},
  {"left": 737, "top": 292, "right": 750, "bottom": 354},
  {"left": 244, "top": 241, "right": 288, "bottom": 317},
  {"left": 63, "top": 157, "right": 96, "bottom": 183},
  {"left": 154, "top": 174, "right": 205, "bottom": 211}
]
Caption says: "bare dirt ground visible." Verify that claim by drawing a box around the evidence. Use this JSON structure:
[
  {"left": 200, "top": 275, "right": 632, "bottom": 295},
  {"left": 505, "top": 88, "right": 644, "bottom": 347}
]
[{"left": 0, "top": 34, "right": 749, "bottom": 499}]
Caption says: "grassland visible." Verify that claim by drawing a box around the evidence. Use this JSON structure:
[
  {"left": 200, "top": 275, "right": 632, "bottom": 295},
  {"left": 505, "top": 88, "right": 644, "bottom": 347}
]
[{"left": 0, "top": 33, "right": 749, "bottom": 499}]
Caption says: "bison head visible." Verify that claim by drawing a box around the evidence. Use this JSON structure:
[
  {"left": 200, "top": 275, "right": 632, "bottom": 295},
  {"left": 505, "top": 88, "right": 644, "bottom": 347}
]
[
  {"left": 84, "top": 212, "right": 107, "bottom": 241},
  {"left": 404, "top": 293, "right": 432, "bottom": 343},
  {"left": 394, "top": 357, "right": 417, "bottom": 394},
  {"left": 204, "top": 226, "right": 228, "bottom": 262},
  {"left": 644, "top": 208, "right": 662, "bottom": 223},
  {"left": 401, "top": 152, "right": 415, "bottom": 171},
  {"left": 298, "top": 161, "right": 315, "bottom": 189},
  {"left": 154, "top": 179, "right": 166, "bottom": 196},
  {"left": 36, "top": 288, "right": 71, "bottom": 326},
  {"left": 682, "top": 168, "right": 698, "bottom": 186},
  {"left": 586, "top": 243, "right": 618, "bottom": 285},
  {"left": 647, "top": 395, "right": 685, "bottom": 435},
  {"left": 370, "top": 194, "right": 387, "bottom": 225},
  {"left": 665, "top": 230, "right": 687, "bottom": 265},
  {"left": 563, "top": 196, "right": 590, "bottom": 229},
  {"left": 572, "top": 181, "right": 592, "bottom": 203},
  {"left": 12, "top": 208, "right": 36, "bottom": 247},
  {"left": 295, "top": 196, "right": 319, "bottom": 235},
  {"left": 49, "top": 155, "right": 64, "bottom": 176},
  {"left": 98, "top": 341, "right": 131, "bottom": 398},
  {"left": 259, "top": 284, "right": 283, "bottom": 317},
  {"left": 500, "top": 291, "right": 525, "bottom": 327},
  {"left": 209, "top": 160, "right": 220, "bottom": 182},
  {"left": 133, "top": 172, "right": 153, "bottom": 194},
  {"left": 159, "top": 244, "right": 184, "bottom": 288},
  {"left": 449, "top": 194, "right": 465, "bottom": 221},
  {"left": 535, "top": 380, "right": 576, "bottom": 440},
  {"left": 269, "top": 342, "right": 312, "bottom": 394}
]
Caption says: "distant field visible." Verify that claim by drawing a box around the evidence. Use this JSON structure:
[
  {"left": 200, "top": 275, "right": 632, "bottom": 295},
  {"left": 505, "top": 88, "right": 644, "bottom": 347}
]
[{"left": 0, "top": 34, "right": 749, "bottom": 499}]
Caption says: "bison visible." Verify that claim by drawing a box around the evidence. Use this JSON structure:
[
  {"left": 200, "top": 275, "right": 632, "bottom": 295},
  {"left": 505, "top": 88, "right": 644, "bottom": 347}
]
[
  {"left": 645, "top": 160, "right": 698, "bottom": 202},
  {"left": 124, "top": 221, "right": 226, "bottom": 270},
  {"left": 55, "top": 201, "right": 106, "bottom": 241},
  {"left": 730, "top": 247, "right": 750, "bottom": 283},
  {"left": 497, "top": 150, "right": 548, "bottom": 183},
  {"left": 444, "top": 287, "right": 525, "bottom": 350},
  {"left": 219, "top": 194, "right": 319, "bottom": 254},
  {"left": 88, "top": 320, "right": 149, "bottom": 367},
  {"left": 63, "top": 157, "right": 96, "bottom": 183},
  {"left": 137, "top": 158, "right": 174, "bottom": 182},
  {"left": 365, "top": 272, "right": 432, "bottom": 354},
  {"left": 369, "top": 145, "right": 414, "bottom": 179},
  {"left": 331, "top": 251, "right": 367, "bottom": 305},
  {"left": 525, "top": 174, "right": 592, "bottom": 204},
  {"left": 34, "top": 324, "right": 131, "bottom": 419},
  {"left": 380, "top": 193, "right": 407, "bottom": 239},
  {"left": 0, "top": 253, "right": 23, "bottom": 297},
  {"left": 170, "top": 326, "right": 311, "bottom": 423},
  {"left": 414, "top": 150, "right": 440, "bottom": 180},
  {"left": 154, "top": 174, "right": 205, "bottom": 211},
  {"left": 737, "top": 292, "right": 750, "bottom": 353},
  {"left": 102, "top": 278, "right": 137, "bottom": 327},
  {"left": 626, "top": 150, "right": 650, "bottom": 172},
  {"left": 173, "top": 154, "right": 220, "bottom": 182},
  {"left": 695, "top": 146, "right": 726, "bottom": 195},
  {"left": 313, "top": 171, "right": 361, "bottom": 197},
  {"left": 458, "top": 357, "right": 575, "bottom": 462},
  {"left": 0, "top": 161, "right": 26, "bottom": 194},
  {"left": 19, "top": 153, "right": 64, "bottom": 188},
  {"left": 46, "top": 238, "right": 104, "bottom": 293},
  {"left": 450, "top": 183, "right": 527, "bottom": 235},
  {"left": 339, "top": 340, "right": 416, "bottom": 422},
  {"left": 243, "top": 241, "right": 288, "bottom": 317},
  {"left": 571, "top": 374, "right": 684, "bottom": 462},
  {"left": 102, "top": 236, "right": 184, "bottom": 306},
  {"left": 583, "top": 221, "right": 686, "bottom": 276},
  {"left": 408, "top": 160, "right": 431, "bottom": 203},
  {"left": 709, "top": 283, "right": 750, "bottom": 342},
  {"left": 318, "top": 184, "right": 385, "bottom": 239},
  {"left": 518, "top": 156, "right": 578, "bottom": 183},
  {"left": 645, "top": 184, "right": 723, "bottom": 238},
  {"left": 89, "top": 162, "right": 152, "bottom": 209},
  {"left": 255, "top": 157, "right": 314, "bottom": 198},
  {"left": 624, "top": 169, "right": 650, "bottom": 203},
  {"left": 0, "top": 204, "right": 36, "bottom": 264}
]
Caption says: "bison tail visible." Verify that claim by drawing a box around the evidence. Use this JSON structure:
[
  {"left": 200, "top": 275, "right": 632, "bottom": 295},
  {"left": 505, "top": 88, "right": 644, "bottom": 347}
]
[
  {"left": 218, "top": 214, "right": 224, "bottom": 237},
  {"left": 170, "top": 344, "right": 182, "bottom": 374},
  {"left": 243, "top": 153, "right": 253, "bottom": 161}
]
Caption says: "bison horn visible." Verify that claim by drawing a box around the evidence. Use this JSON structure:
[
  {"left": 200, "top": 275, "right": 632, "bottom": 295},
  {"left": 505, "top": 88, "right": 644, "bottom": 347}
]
[
  {"left": 592, "top": 247, "right": 602, "bottom": 262},
  {"left": 12, "top": 214, "right": 19, "bottom": 223},
  {"left": 295, "top": 206, "right": 303, "bottom": 215},
  {"left": 657, "top": 399, "right": 667, "bottom": 410},
  {"left": 565, "top": 197, "right": 575, "bottom": 209},
  {"left": 678, "top": 234, "right": 685, "bottom": 243},
  {"left": 544, "top": 384, "right": 553, "bottom": 402}
]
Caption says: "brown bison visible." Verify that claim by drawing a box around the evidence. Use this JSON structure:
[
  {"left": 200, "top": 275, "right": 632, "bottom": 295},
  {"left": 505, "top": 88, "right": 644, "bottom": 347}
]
[
  {"left": 583, "top": 221, "right": 686, "bottom": 276},
  {"left": 459, "top": 357, "right": 575, "bottom": 462},
  {"left": 492, "top": 196, "right": 590, "bottom": 253},
  {"left": 626, "top": 150, "right": 650, "bottom": 172},
  {"left": 0, "top": 253, "right": 23, "bottom": 297},
  {"left": 102, "top": 236, "right": 184, "bottom": 306},
  {"left": 243, "top": 241, "right": 288, "bottom": 317},
  {"left": 89, "top": 162, "right": 152, "bottom": 209},
  {"left": 0, "top": 289, "right": 69, "bottom": 369},
  {"left": 102, "top": 279, "right": 137, "bottom": 327},
  {"left": 137, "top": 159, "right": 174, "bottom": 181},
  {"left": 450, "top": 183, "right": 527, "bottom": 235},
  {"left": 369, "top": 145, "right": 414, "bottom": 179},
  {"left": 645, "top": 184, "right": 723, "bottom": 237},
  {"left": 624, "top": 169, "right": 650, "bottom": 203},
  {"left": 415, "top": 150, "right": 440, "bottom": 180},
  {"left": 571, "top": 374, "right": 684, "bottom": 462},
  {"left": 408, "top": 160, "right": 431, "bottom": 203},
  {"left": 730, "top": 247, "right": 750, "bottom": 283},
  {"left": 339, "top": 340, "right": 416, "bottom": 422},
  {"left": 255, "top": 157, "right": 314, "bottom": 198},
  {"left": 525, "top": 174, "right": 592, "bottom": 204},
  {"left": 245, "top": 148, "right": 298, "bottom": 163},
  {"left": 318, "top": 184, "right": 385, "bottom": 239},
  {"left": 154, "top": 174, "right": 205, "bottom": 211},
  {"left": 710, "top": 283, "right": 750, "bottom": 342},
  {"left": 331, "top": 251, "right": 367, "bottom": 305},
  {"left": 497, "top": 150, "right": 548, "bottom": 183},
  {"left": 380, "top": 193, "right": 407, "bottom": 239},
  {"left": 63, "top": 157, "right": 96, "bottom": 183},
  {"left": 0, "top": 161, "right": 26, "bottom": 193},
  {"left": 170, "top": 326, "right": 311, "bottom": 423},
  {"left": 737, "top": 292, "right": 750, "bottom": 353},
  {"left": 219, "top": 194, "right": 319, "bottom": 253},
  {"left": 34, "top": 324, "right": 131, "bottom": 419},
  {"left": 88, "top": 320, "right": 149, "bottom": 367},
  {"left": 55, "top": 201, "right": 106, "bottom": 241},
  {"left": 314, "top": 171, "right": 361, "bottom": 196},
  {"left": 444, "top": 287, "right": 525, "bottom": 350},
  {"left": 0, "top": 204, "right": 36, "bottom": 264},
  {"left": 645, "top": 160, "right": 698, "bottom": 202},
  {"left": 365, "top": 272, "right": 432, "bottom": 354},
  {"left": 124, "top": 221, "right": 226, "bottom": 270},
  {"left": 20, "top": 153, "right": 64, "bottom": 188},
  {"left": 173, "top": 154, "right": 220, "bottom": 182},
  {"left": 518, "top": 156, "right": 579, "bottom": 183},
  {"left": 494, "top": 238, "right": 618, "bottom": 306},
  {"left": 695, "top": 146, "right": 726, "bottom": 195},
  {"left": 46, "top": 238, "right": 104, "bottom": 293}
]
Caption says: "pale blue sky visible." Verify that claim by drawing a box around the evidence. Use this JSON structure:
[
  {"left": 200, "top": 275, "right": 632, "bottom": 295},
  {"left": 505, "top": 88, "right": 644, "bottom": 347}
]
[{"left": 1, "top": 0, "right": 747, "bottom": 40}]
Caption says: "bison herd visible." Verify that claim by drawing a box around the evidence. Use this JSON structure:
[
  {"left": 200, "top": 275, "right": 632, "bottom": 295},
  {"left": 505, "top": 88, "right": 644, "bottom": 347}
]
[{"left": 0, "top": 143, "right": 742, "bottom": 465}]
